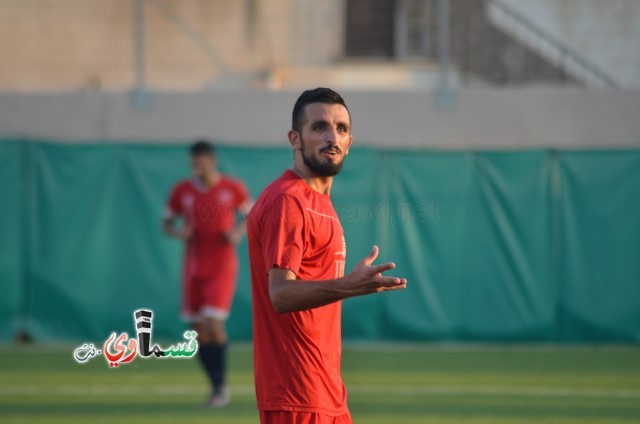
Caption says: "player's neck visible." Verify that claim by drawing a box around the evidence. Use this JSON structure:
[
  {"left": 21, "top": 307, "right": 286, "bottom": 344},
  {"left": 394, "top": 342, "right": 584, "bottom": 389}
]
[
  {"left": 290, "top": 163, "right": 333, "bottom": 195},
  {"left": 199, "top": 171, "right": 220, "bottom": 188}
]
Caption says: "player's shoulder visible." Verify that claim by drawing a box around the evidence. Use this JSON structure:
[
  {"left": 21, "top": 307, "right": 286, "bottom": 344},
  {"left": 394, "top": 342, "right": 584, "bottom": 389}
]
[
  {"left": 263, "top": 172, "right": 307, "bottom": 201},
  {"left": 171, "top": 179, "right": 193, "bottom": 193},
  {"left": 220, "top": 174, "right": 242, "bottom": 185},
  {"left": 250, "top": 173, "right": 305, "bottom": 218},
  {"left": 220, "top": 174, "right": 247, "bottom": 191}
]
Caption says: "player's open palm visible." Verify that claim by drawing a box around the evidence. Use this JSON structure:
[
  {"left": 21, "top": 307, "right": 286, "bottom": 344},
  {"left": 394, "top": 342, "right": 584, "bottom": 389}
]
[{"left": 345, "top": 245, "right": 407, "bottom": 296}]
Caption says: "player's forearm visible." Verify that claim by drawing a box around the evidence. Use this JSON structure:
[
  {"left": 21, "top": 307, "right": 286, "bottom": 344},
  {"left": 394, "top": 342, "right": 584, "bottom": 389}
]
[
  {"left": 269, "top": 278, "right": 352, "bottom": 313},
  {"left": 268, "top": 248, "right": 407, "bottom": 313},
  {"left": 233, "top": 221, "right": 247, "bottom": 238},
  {"left": 224, "top": 221, "right": 247, "bottom": 245}
]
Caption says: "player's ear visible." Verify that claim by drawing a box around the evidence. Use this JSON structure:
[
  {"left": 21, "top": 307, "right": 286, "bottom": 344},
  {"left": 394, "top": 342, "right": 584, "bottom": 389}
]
[
  {"left": 288, "top": 130, "right": 302, "bottom": 150},
  {"left": 345, "top": 134, "right": 353, "bottom": 155}
]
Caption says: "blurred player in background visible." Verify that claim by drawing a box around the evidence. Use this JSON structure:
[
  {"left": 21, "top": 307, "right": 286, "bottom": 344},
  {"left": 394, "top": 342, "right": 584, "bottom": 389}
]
[
  {"left": 247, "top": 88, "right": 407, "bottom": 423},
  {"left": 163, "top": 140, "right": 252, "bottom": 408}
]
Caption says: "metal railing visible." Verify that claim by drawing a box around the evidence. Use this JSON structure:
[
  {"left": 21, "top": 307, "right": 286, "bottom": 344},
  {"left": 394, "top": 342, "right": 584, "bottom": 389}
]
[{"left": 486, "top": 0, "right": 619, "bottom": 89}]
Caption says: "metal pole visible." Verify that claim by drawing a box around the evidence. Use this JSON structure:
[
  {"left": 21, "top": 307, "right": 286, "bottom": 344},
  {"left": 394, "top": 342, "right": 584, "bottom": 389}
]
[
  {"left": 435, "top": 0, "right": 455, "bottom": 107},
  {"left": 437, "top": 0, "right": 450, "bottom": 89},
  {"left": 134, "top": 0, "right": 146, "bottom": 90}
]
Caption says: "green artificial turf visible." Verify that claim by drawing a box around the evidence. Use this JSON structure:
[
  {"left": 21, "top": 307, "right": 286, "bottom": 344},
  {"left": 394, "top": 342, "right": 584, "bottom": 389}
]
[{"left": 1, "top": 344, "right": 638, "bottom": 423}]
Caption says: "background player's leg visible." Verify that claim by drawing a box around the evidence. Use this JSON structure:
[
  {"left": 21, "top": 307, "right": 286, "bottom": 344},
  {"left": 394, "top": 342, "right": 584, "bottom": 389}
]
[
  {"left": 195, "top": 317, "right": 229, "bottom": 408},
  {"left": 203, "top": 317, "right": 228, "bottom": 392},
  {"left": 193, "top": 320, "right": 217, "bottom": 392},
  {"left": 184, "top": 279, "right": 223, "bottom": 403}
]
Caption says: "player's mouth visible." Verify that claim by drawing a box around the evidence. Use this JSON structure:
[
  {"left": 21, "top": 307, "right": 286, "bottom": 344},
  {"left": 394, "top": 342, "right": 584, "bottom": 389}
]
[{"left": 321, "top": 148, "right": 341, "bottom": 158}]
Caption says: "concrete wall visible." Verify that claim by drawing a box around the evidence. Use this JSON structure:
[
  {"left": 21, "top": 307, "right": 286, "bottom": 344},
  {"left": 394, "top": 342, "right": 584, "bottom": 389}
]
[
  {"left": 0, "top": 0, "right": 344, "bottom": 90},
  {"left": 1, "top": 89, "right": 638, "bottom": 149}
]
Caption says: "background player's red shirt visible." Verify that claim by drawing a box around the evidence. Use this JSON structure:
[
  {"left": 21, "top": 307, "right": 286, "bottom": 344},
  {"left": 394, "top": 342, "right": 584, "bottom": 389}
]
[
  {"left": 166, "top": 176, "right": 251, "bottom": 278},
  {"left": 247, "top": 169, "right": 348, "bottom": 416}
]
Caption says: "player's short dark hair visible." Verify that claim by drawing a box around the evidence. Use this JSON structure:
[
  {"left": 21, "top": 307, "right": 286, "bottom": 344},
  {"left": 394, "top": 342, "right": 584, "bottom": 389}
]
[
  {"left": 190, "top": 140, "right": 215, "bottom": 156},
  {"left": 292, "top": 87, "right": 350, "bottom": 134}
]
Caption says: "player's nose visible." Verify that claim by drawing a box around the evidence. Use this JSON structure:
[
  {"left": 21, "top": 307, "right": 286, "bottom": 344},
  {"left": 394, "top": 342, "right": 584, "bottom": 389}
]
[{"left": 324, "top": 128, "right": 340, "bottom": 146}]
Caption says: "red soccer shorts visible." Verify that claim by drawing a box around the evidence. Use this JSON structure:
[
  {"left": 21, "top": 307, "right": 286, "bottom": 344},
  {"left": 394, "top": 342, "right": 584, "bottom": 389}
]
[
  {"left": 259, "top": 410, "right": 353, "bottom": 424},
  {"left": 182, "top": 255, "right": 238, "bottom": 321}
]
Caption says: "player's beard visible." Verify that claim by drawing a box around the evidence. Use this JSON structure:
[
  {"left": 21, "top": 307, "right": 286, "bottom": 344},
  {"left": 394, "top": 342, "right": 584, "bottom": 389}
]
[{"left": 300, "top": 136, "right": 346, "bottom": 177}]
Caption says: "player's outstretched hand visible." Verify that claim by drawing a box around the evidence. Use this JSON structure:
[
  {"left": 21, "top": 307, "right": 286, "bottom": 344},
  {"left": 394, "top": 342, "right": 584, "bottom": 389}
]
[{"left": 343, "top": 245, "right": 407, "bottom": 296}]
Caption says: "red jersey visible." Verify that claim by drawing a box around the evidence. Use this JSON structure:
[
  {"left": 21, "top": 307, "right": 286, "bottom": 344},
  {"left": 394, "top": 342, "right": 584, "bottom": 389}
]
[
  {"left": 166, "top": 176, "right": 251, "bottom": 278},
  {"left": 247, "top": 169, "right": 348, "bottom": 416}
]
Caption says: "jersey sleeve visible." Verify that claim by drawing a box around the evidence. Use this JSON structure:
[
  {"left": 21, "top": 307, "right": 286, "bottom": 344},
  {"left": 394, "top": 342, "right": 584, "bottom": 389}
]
[
  {"left": 165, "top": 184, "right": 183, "bottom": 218},
  {"left": 260, "top": 193, "right": 305, "bottom": 276}
]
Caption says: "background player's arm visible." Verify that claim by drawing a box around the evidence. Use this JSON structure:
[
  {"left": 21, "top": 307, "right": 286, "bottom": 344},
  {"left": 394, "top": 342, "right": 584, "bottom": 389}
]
[
  {"left": 223, "top": 199, "right": 253, "bottom": 245},
  {"left": 162, "top": 215, "right": 193, "bottom": 241},
  {"left": 223, "top": 212, "right": 248, "bottom": 245},
  {"left": 163, "top": 186, "right": 192, "bottom": 241},
  {"left": 268, "top": 246, "right": 406, "bottom": 313},
  {"left": 223, "top": 221, "right": 246, "bottom": 245},
  {"left": 224, "top": 187, "right": 253, "bottom": 246}
]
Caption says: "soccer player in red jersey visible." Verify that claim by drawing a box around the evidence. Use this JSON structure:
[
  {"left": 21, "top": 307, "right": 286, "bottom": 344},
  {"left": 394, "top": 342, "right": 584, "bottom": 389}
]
[
  {"left": 247, "top": 88, "right": 408, "bottom": 424},
  {"left": 163, "top": 140, "right": 252, "bottom": 408}
]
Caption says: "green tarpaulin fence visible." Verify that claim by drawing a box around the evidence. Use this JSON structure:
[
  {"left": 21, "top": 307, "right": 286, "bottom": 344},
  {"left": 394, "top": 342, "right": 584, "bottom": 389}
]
[{"left": 1, "top": 141, "right": 639, "bottom": 342}]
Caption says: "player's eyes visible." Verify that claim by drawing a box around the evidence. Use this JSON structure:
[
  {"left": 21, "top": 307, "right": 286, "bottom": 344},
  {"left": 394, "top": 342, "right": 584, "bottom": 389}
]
[{"left": 311, "top": 123, "right": 348, "bottom": 133}]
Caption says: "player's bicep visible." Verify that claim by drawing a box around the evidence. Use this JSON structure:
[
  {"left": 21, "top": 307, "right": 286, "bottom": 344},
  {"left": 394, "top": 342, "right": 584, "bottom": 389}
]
[
  {"left": 268, "top": 268, "right": 296, "bottom": 290},
  {"left": 268, "top": 267, "right": 297, "bottom": 283},
  {"left": 268, "top": 268, "right": 297, "bottom": 311}
]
